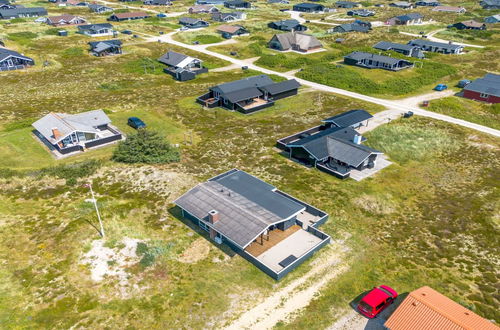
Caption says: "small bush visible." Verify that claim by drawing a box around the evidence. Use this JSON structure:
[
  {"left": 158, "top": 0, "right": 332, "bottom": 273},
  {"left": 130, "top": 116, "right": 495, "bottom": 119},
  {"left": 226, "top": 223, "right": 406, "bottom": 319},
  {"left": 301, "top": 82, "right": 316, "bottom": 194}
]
[{"left": 112, "top": 129, "right": 180, "bottom": 164}]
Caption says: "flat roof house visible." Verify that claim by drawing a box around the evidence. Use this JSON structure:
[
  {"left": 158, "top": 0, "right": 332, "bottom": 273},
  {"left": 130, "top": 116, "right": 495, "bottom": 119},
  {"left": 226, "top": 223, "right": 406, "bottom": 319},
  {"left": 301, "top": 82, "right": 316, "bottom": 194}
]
[
  {"left": 158, "top": 50, "right": 208, "bottom": 81},
  {"left": 174, "top": 169, "right": 330, "bottom": 280},
  {"left": 78, "top": 23, "right": 115, "bottom": 37},
  {"left": 432, "top": 6, "right": 466, "bottom": 13},
  {"left": 268, "top": 19, "right": 307, "bottom": 32},
  {"left": 293, "top": 3, "right": 324, "bottom": 12},
  {"left": 386, "top": 13, "right": 423, "bottom": 25},
  {"left": 0, "top": 47, "right": 34, "bottom": 71},
  {"left": 344, "top": 51, "right": 414, "bottom": 71},
  {"left": 197, "top": 75, "right": 301, "bottom": 114},
  {"left": 216, "top": 24, "right": 248, "bottom": 38},
  {"left": 462, "top": 73, "right": 500, "bottom": 104},
  {"left": 373, "top": 41, "right": 424, "bottom": 58},
  {"left": 108, "top": 12, "right": 150, "bottom": 21},
  {"left": 269, "top": 32, "right": 323, "bottom": 53},
  {"left": 451, "top": 20, "right": 486, "bottom": 30},
  {"left": 88, "top": 4, "right": 114, "bottom": 13},
  {"left": 179, "top": 17, "right": 209, "bottom": 29},
  {"left": 385, "top": 286, "right": 500, "bottom": 330},
  {"left": 224, "top": 0, "right": 250, "bottom": 9},
  {"left": 88, "top": 40, "right": 122, "bottom": 57},
  {"left": 277, "top": 110, "right": 390, "bottom": 180},
  {"left": 45, "top": 14, "right": 87, "bottom": 26},
  {"left": 335, "top": 1, "right": 360, "bottom": 8},
  {"left": 408, "top": 39, "right": 464, "bottom": 54},
  {"left": 32, "top": 110, "right": 123, "bottom": 155},
  {"left": 0, "top": 7, "right": 47, "bottom": 19},
  {"left": 211, "top": 11, "right": 246, "bottom": 22}
]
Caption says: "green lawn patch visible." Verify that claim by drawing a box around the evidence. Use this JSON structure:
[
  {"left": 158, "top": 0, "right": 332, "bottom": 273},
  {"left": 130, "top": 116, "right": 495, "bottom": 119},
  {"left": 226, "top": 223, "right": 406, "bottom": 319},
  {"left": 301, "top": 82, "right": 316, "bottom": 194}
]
[{"left": 428, "top": 97, "right": 500, "bottom": 130}]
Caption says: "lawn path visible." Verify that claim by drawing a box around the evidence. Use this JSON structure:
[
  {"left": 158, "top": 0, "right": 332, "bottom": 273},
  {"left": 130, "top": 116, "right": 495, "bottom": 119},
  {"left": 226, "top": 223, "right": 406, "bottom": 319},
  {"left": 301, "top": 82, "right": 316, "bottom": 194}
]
[{"left": 224, "top": 244, "right": 348, "bottom": 330}]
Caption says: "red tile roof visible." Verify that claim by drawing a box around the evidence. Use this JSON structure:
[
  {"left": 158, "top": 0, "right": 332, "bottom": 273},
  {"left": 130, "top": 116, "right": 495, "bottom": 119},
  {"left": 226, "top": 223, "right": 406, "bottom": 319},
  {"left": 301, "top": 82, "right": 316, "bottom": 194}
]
[{"left": 385, "top": 286, "right": 499, "bottom": 330}]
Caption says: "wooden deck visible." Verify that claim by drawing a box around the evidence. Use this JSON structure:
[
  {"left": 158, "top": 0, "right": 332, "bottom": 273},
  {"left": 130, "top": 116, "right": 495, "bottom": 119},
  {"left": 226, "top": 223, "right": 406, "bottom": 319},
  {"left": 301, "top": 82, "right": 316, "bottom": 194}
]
[{"left": 245, "top": 225, "right": 301, "bottom": 257}]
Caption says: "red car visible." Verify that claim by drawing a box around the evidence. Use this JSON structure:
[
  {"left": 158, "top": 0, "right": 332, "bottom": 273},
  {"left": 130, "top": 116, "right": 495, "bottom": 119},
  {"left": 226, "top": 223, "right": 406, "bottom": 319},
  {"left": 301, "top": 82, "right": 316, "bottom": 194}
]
[{"left": 357, "top": 285, "right": 398, "bottom": 318}]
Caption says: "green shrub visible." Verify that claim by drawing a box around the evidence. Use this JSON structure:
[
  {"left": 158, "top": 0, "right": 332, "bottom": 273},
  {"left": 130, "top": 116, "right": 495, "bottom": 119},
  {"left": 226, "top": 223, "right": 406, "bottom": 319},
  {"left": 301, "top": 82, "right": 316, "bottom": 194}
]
[
  {"left": 44, "top": 28, "right": 61, "bottom": 36},
  {"left": 136, "top": 241, "right": 175, "bottom": 268},
  {"left": 112, "top": 129, "right": 180, "bottom": 164}
]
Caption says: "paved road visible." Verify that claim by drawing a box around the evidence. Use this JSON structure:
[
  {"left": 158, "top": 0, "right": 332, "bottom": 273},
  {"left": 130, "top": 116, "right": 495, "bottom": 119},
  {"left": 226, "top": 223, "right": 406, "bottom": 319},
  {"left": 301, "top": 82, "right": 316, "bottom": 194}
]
[
  {"left": 145, "top": 32, "right": 500, "bottom": 138},
  {"left": 400, "top": 30, "right": 485, "bottom": 49}
]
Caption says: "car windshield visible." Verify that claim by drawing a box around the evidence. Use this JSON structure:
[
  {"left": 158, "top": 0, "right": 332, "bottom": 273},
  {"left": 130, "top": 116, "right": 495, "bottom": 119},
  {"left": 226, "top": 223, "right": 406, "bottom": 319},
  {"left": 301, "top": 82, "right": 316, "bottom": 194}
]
[
  {"left": 359, "top": 301, "right": 373, "bottom": 313},
  {"left": 378, "top": 287, "right": 393, "bottom": 297}
]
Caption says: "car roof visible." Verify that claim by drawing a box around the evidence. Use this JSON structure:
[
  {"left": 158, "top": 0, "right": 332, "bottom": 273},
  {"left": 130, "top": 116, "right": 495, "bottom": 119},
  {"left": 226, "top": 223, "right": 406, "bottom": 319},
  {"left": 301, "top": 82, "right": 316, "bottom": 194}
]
[{"left": 361, "top": 287, "right": 391, "bottom": 306}]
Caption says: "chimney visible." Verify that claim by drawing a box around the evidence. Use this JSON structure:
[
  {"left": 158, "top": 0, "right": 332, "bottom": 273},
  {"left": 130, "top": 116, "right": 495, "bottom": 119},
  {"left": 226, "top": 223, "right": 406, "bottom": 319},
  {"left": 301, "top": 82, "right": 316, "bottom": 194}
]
[
  {"left": 208, "top": 210, "right": 219, "bottom": 224},
  {"left": 52, "top": 127, "right": 62, "bottom": 140},
  {"left": 353, "top": 134, "right": 362, "bottom": 145}
]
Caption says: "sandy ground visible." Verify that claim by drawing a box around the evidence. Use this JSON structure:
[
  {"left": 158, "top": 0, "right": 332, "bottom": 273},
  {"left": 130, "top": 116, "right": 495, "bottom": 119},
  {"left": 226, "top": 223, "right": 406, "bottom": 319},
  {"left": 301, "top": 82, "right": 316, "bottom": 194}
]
[
  {"left": 328, "top": 294, "right": 405, "bottom": 330},
  {"left": 177, "top": 237, "right": 211, "bottom": 263},
  {"left": 80, "top": 237, "right": 143, "bottom": 297},
  {"left": 224, "top": 240, "right": 350, "bottom": 330},
  {"left": 92, "top": 166, "right": 197, "bottom": 199}
]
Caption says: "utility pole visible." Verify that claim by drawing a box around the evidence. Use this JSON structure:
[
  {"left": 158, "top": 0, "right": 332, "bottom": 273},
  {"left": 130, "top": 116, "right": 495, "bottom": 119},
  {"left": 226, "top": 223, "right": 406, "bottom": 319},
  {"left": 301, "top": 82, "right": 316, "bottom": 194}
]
[{"left": 85, "top": 182, "right": 105, "bottom": 238}]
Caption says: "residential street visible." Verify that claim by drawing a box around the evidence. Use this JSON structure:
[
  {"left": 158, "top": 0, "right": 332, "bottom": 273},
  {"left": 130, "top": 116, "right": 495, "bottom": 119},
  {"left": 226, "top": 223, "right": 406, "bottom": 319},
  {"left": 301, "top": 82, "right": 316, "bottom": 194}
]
[{"left": 146, "top": 31, "right": 500, "bottom": 138}]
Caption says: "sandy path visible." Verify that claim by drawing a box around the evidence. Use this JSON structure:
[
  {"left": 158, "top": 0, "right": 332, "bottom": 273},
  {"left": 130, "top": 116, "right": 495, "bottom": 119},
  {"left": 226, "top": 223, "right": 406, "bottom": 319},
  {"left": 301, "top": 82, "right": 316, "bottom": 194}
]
[{"left": 224, "top": 243, "right": 348, "bottom": 330}]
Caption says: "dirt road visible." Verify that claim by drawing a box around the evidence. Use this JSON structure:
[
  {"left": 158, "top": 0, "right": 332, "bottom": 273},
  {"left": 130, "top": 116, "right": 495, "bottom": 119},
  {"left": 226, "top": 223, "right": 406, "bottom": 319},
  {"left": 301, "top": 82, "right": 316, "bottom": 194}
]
[{"left": 225, "top": 243, "right": 349, "bottom": 330}]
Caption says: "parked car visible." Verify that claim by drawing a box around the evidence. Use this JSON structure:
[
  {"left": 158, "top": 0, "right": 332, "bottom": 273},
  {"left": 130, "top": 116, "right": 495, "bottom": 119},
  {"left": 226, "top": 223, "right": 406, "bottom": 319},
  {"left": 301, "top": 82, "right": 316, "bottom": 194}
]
[
  {"left": 357, "top": 285, "right": 398, "bottom": 318},
  {"left": 157, "top": 13, "right": 167, "bottom": 18},
  {"left": 458, "top": 79, "right": 471, "bottom": 88},
  {"left": 404, "top": 111, "right": 414, "bottom": 117},
  {"left": 121, "top": 30, "right": 132, "bottom": 35},
  {"left": 434, "top": 84, "right": 448, "bottom": 91},
  {"left": 179, "top": 26, "right": 189, "bottom": 31},
  {"left": 127, "top": 117, "right": 146, "bottom": 129},
  {"left": 241, "top": 66, "right": 248, "bottom": 70}
]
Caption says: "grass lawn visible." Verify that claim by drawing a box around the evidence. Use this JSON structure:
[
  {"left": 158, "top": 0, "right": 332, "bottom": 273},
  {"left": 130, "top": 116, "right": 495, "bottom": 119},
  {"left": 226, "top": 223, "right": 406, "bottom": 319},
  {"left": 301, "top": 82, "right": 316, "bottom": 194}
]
[
  {"left": 0, "top": 3, "right": 499, "bottom": 328},
  {"left": 427, "top": 96, "right": 500, "bottom": 130}
]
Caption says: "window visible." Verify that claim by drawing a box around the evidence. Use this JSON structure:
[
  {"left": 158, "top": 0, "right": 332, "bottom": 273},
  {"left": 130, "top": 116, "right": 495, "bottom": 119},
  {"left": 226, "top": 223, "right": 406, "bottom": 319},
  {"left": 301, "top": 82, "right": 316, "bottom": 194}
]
[
  {"left": 375, "top": 302, "right": 385, "bottom": 310},
  {"left": 480, "top": 93, "right": 489, "bottom": 98}
]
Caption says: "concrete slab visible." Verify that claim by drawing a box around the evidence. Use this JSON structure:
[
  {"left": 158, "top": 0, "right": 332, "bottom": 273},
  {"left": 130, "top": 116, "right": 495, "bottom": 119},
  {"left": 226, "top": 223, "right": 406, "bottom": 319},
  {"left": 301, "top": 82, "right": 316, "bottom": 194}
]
[
  {"left": 349, "top": 156, "right": 392, "bottom": 181},
  {"left": 256, "top": 229, "right": 322, "bottom": 272}
]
